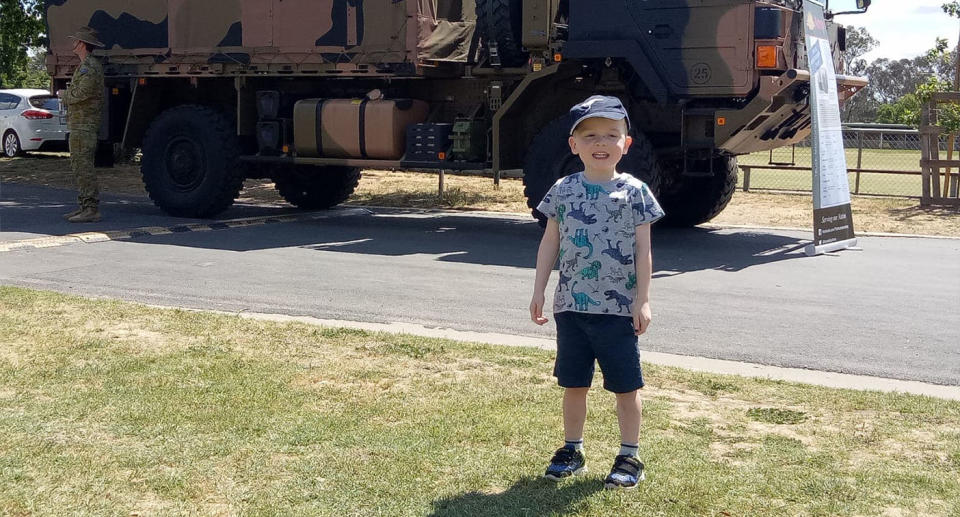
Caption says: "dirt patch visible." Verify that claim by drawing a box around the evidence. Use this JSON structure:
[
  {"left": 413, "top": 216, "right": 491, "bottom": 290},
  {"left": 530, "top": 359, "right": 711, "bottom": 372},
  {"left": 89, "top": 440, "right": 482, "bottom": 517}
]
[
  {"left": 708, "top": 440, "right": 757, "bottom": 465},
  {"left": 3, "top": 154, "right": 958, "bottom": 236}
]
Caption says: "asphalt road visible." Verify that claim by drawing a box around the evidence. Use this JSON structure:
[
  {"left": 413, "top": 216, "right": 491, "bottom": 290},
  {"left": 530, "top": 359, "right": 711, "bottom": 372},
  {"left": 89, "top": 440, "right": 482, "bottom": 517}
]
[{"left": 2, "top": 183, "right": 959, "bottom": 385}]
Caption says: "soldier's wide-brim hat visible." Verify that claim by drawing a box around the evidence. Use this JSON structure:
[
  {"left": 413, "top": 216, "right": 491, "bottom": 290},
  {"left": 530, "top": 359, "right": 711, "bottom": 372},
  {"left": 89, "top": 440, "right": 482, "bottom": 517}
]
[{"left": 68, "top": 26, "right": 105, "bottom": 48}]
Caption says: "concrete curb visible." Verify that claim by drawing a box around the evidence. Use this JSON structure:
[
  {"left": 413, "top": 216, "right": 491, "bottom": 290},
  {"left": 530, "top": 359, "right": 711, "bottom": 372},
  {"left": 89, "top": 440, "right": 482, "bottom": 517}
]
[
  {"left": 162, "top": 306, "right": 960, "bottom": 401},
  {"left": 0, "top": 207, "right": 371, "bottom": 252}
]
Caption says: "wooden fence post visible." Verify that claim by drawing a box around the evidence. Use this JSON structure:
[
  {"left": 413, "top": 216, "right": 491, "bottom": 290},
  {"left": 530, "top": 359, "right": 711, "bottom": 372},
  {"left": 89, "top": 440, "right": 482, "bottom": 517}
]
[
  {"left": 920, "top": 101, "right": 933, "bottom": 204},
  {"left": 919, "top": 92, "right": 960, "bottom": 206}
]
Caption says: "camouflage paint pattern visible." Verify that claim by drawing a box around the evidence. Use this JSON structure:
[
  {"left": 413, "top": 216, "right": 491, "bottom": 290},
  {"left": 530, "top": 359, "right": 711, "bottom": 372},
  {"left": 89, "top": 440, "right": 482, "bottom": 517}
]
[
  {"left": 46, "top": 0, "right": 168, "bottom": 54},
  {"left": 240, "top": 0, "right": 407, "bottom": 53},
  {"left": 45, "top": 0, "right": 416, "bottom": 75},
  {"left": 169, "top": 0, "right": 241, "bottom": 49}
]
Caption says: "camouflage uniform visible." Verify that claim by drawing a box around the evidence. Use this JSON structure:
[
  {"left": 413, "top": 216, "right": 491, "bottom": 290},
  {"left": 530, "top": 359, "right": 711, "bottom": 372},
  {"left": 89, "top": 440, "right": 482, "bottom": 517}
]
[{"left": 61, "top": 54, "right": 104, "bottom": 211}]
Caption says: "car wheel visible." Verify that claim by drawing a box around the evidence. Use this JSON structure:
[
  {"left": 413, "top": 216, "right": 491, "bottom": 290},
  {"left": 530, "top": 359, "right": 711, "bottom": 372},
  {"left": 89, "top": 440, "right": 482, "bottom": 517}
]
[{"left": 2, "top": 131, "right": 22, "bottom": 158}]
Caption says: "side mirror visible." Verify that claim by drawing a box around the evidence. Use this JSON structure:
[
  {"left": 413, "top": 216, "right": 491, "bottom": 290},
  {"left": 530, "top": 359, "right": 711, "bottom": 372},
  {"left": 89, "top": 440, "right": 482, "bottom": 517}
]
[{"left": 856, "top": 0, "right": 871, "bottom": 10}]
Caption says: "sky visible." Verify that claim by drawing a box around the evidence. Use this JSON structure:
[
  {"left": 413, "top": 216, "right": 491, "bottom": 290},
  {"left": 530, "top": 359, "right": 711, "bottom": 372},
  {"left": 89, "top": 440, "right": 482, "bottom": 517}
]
[{"left": 840, "top": 0, "right": 960, "bottom": 62}]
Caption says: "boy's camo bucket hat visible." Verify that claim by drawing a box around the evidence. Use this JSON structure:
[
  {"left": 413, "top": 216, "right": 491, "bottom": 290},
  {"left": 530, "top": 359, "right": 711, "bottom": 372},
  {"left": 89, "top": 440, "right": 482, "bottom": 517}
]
[{"left": 69, "top": 26, "right": 105, "bottom": 48}]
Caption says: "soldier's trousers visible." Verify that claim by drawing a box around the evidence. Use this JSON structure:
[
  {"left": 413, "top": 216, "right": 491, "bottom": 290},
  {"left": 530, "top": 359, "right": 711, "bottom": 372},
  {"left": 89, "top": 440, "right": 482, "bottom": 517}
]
[{"left": 69, "top": 130, "right": 99, "bottom": 209}]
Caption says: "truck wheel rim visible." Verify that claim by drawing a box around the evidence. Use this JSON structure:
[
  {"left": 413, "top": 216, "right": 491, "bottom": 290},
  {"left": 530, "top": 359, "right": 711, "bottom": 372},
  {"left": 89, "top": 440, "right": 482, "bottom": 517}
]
[
  {"left": 165, "top": 137, "right": 205, "bottom": 191},
  {"left": 3, "top": 134, "right": 16, "bottom": 157}
]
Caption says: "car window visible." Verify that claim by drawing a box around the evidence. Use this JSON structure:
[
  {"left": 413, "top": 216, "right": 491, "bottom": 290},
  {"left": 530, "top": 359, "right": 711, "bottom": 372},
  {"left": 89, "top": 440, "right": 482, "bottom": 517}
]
[
  {"left": 29, "top": 95, "right": 59, "bottom": 111},
  {"left": 0, "top": 93, "right": 21, "bottom": 110}
]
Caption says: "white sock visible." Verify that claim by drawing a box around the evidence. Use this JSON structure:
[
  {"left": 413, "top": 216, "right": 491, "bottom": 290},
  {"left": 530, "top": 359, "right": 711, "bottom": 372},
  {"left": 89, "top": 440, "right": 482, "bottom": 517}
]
[
  {"left": 564, "top": 439, "right": 584, "bottom": 452},
  {"left": 619, "top": 443, "right": 639, "bottom": 458}
]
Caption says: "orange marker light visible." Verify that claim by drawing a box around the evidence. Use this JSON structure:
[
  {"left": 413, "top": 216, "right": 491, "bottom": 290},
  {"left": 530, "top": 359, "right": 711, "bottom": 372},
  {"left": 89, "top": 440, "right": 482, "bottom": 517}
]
[
  {"left": 138, "top": 78, "right": 147, "bottom": 86},
  {"left": 438, "top": 151, "right": 446, "bottom": 160},
  {"left": 756, "top": 45, "right": 778, "bottom": 68},
  {"left": 282, "top": 145, "right": 290, "bottom": 154},
  {"left": 111, "top": 88, "right": 120, "bottom": 95},
  {"left": 717, "top": 117, "right": 727, "bottom": 126},
  {"left": 554, "top": 53, "right": 562, "bottom": 63}
]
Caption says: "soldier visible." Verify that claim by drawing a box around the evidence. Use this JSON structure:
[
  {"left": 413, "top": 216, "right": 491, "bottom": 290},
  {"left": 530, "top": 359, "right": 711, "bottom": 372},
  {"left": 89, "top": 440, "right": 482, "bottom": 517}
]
[{"left": 60, "top": 26, "right": 105, "bottom": 223}]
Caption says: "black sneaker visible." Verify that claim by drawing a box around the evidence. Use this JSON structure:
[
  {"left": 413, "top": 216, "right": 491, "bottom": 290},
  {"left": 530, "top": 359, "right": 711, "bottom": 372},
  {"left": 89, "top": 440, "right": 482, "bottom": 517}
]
[
  {"left": 604, "top": 455, "right": 645, "bottom": 489},
  {"left": 543, "top": 446, "right": 586, "bottom": 481}
]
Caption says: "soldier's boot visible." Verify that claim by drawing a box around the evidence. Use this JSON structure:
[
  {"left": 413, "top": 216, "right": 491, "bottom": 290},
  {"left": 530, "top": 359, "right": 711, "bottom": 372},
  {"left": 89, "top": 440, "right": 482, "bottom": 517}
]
[
  {"left": 63, "top": 207, "right": 84, "bottom": 220},
  {"left": 67, "top": 207, "right": 101, "bottom": 223}
]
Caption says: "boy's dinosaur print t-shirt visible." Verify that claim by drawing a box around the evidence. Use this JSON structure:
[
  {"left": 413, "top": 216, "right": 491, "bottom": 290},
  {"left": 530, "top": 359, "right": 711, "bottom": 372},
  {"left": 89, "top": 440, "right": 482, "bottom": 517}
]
[{"left": 537, "top": 172, "right": 664, "bottom": 316}]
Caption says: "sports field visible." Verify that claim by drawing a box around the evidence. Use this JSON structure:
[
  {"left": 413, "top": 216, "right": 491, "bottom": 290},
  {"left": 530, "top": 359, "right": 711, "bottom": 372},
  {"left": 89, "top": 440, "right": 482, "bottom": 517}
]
[{"left": 736, "top": 148, "right": 949, "bottom": 198}]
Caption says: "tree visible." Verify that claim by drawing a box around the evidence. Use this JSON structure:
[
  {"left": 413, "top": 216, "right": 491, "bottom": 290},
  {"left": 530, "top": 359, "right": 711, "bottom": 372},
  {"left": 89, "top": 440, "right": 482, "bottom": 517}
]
[
  {"left": 875, "top": 93, "right": 921, "bottom": 126},
  {"left": 0, "top": 0, "right": 45, "bottom": 88},
  {"left": 875, "top": 43, "right": 960, "bottom": 132},
  {"left": 842, "top": 25, "right": 877, "bottom": 76},
  {"left": 22, "top": 47, "right": 50, "bottom": 88},
  {"left": 840, "top": 25, "right": 879, "bottom": 122},
  {"left": 945, "top": 0, "right": 960, "bottom": 16},
  {"left": 943, "top": 1, "right": 960, "bottom": 88},
  {"left": 848, "top": 38, "right": 956, "bottom": 124}
]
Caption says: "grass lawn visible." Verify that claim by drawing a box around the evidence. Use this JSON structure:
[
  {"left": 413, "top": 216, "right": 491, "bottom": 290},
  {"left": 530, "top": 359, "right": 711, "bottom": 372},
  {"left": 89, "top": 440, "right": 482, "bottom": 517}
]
[
  {"left": 740, "top": 147, "right": 924, "bottom": 171},
  {"left": 1, "top": 287, "right": 958, "bottom": 516}
]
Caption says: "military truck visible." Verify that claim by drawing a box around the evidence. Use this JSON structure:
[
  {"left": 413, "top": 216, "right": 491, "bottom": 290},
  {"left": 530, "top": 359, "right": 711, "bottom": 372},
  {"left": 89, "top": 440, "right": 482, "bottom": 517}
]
[{"left": 44, "top": 0, "right": 868, "bottom": 225}]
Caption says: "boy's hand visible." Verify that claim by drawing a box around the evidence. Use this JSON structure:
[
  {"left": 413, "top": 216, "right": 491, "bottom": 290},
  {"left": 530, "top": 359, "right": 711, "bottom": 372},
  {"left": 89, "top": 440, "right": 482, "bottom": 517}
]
[
  {"left": 530, "top": 293, "right": 548, "bottom": 325},
  {"left": 633, "top": 302, "right": 652, "bottom": 335}
]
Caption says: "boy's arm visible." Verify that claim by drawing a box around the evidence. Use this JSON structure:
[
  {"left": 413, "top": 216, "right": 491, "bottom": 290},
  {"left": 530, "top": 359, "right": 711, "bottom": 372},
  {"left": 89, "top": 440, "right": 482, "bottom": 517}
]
[
  {"left": 530, "top": 218, "right": 561, "bottom": 325},
  {"left": 632, "top": 223, "right": 653, "bottom": 335}
]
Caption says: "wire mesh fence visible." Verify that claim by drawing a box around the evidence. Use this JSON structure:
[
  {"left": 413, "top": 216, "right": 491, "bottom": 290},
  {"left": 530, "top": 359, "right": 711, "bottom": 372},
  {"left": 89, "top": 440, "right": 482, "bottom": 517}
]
[{"left": 734, "top": 126, "right": 953, "bottom": 198}]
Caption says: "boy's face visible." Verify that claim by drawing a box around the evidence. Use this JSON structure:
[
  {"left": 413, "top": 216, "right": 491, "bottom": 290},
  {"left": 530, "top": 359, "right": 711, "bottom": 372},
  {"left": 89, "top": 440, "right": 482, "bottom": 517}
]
[{"left": 568, "top": 117, "right": 632, "bottom": 175}]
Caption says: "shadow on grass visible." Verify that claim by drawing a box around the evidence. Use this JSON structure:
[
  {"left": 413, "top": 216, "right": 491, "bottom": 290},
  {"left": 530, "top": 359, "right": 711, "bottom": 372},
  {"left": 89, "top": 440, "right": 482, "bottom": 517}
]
[
  {"left": 428, "top": 476, "right": 602, "bottom": 517},
  {"left": 889, "top": 204, "right": 960, "bottom": 221}
]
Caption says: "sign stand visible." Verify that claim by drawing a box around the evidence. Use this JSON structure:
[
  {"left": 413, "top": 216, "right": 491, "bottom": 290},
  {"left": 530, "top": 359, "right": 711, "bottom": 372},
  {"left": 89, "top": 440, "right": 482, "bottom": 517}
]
[{"left": 803, "top": 0, "right": 858, "bottom": 257}]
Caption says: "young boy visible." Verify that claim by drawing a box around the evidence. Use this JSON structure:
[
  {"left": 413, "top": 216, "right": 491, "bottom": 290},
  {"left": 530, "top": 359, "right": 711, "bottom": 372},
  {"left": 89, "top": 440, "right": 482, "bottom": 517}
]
[{"left": 529, "top": 95, "right": 664, "bottom": 489}]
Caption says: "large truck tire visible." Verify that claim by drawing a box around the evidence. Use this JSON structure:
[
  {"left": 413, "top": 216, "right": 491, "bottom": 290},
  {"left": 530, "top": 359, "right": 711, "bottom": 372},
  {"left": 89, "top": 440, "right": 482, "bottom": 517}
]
[
  {"left": 475, "top": 0, "right": 526, "bottom": 67},
  {"left": 657, "top": 155, "right": 738, "bottom": 227},
  {"left": 273, "top": 165, "right": 361, "bottom": 210},
  {"left": 140, "top": 105, "right": 243, "bottom": 218},
  {"left": 522, "top": 116, "right": 662, "bottom": 227}
]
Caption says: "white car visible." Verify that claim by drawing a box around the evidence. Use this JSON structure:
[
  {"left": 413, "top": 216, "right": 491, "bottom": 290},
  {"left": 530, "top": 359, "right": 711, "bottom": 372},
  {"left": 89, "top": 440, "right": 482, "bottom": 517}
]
[{"left": 0, "top": 88, "right": 69, "bottom": 158}]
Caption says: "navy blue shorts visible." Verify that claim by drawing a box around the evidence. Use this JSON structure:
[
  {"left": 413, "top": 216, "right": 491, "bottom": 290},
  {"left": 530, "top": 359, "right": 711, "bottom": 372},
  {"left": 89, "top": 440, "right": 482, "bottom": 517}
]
[{"left": 554, "top": 311, "right": 644, "bottom": 393}]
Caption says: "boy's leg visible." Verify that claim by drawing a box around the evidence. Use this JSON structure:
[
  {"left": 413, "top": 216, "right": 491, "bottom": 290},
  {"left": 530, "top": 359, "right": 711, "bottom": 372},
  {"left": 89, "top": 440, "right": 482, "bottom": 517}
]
[
  {"left": 615, "top": 389, "right": 642, "bottom": 446},
  {"left": 563, "top": 387, "right": 589, "bottom": 442},
  {"left": 544, "top": 387, "right": 590, "bottom": 481},
  {"left": 604, "top": 389, "right": 645, "bottom": 489},
  {"left": 546, "top": 313, "right": 593, "bottom": 481},
  {"left": 584, "top": 314, "right": 647, "bottom": 488}
]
